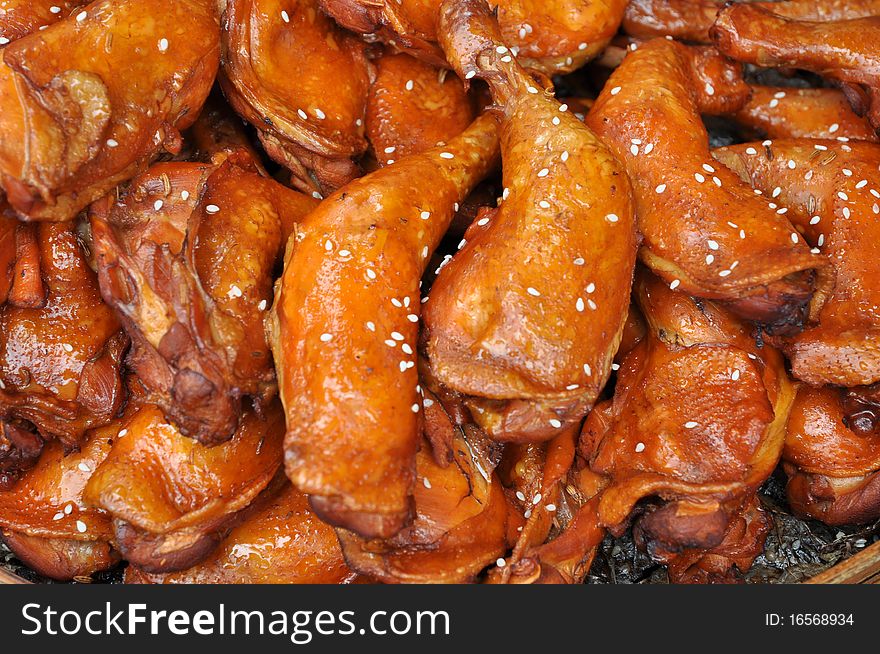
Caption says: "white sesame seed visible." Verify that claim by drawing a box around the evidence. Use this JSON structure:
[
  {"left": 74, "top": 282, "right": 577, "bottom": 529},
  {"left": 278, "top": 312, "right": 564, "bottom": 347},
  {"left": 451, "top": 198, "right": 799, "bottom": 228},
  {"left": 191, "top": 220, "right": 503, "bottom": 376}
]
[
  {"left": 227, "top": 284, "right": 243, "bottom": 299},
  {"left": 842, "top": 168, "right": 853, "bottom": 177},
  {"left": 787, "top": 160, "right": 796, "bottom": 169},
  {"left": 411, "top": 403, "right": 420, "bottom": 413},
  {"left": 772, "top": 187, "right": 782, "bottom": 198},
  {"left": 702, "top": 163, "right": 715, "bottom": 173},
  {"left": 537, "top": 168, "right": 549, "bottom": 177},
  {"left": 78, "top": 462, "right": 90, "bottom": 473},
  {"left": 713, "top": 176, "right": 722, "bottom": 186},
  {"left": 158, "top": 38, "right": 169, "bottom": 52},
  {"left": 50, "top": 6, "right": 61, "bottom": 13},
  {"left": 719, "top": 269, "right": 731, "bottom": 277},
  {"left": 610, "top": 86, "right": 621, "bottom": 95},
  {"left": 527, "top": 86, "right": 538, "bottom": 94},
  {"left": 586, "top": 283, "right": 596, "bottom": 294},
  {"left": 420, "top": 211, "right": 430, "bottom": 220},
  {"left": 774, "top": 91, "right": 786, "bottom": 99},
  {"left": 685, "top": 421, "right": 698, "bottom": 428},
  {"left": 644, "top": 143, "right": 654, "bottom": 154},
  {"left": 829, "top": 123, "right": 839, "bottom": 134},
  {"left": 706, "top": 254, "right": 714, "bottom": 265},
  {"left": 118, "top": 429, "right": 128, "bottom": 438},
  {"left": 745, "top": 147, "right": 757, "bottom": 155},
  {"left": 791, "top": 233, "right": 799, "bottom": 244},
  {"left": 539, "top": 200, "right": 551, "bottom": 209},
  {"left": 407, "top": 314, "right": 419, "bottom": 323},
  {"left": 477, "top": 217, "right": 490, "bottom": 226},
  {"left": 384, "top": 339, "right": 396, "bottom": 348},
  {"left": 856, "top": 179, "right": 868, "bottom": 189},
  {"left": 670, "top": 279, "right": 680, "bottom": 290},
  {"left": 576, "top": 297, "right": 585, "bottom": 312},
  {"left": 76, "top": 10, "right": 87, "bottom": 21},
  {"left": 769, "top": 99, "right": 779, "bottom": 108},
  {"left": 583, "top": 363, "right": 592, "bottom": 376},
  {"left": 843, "top": 207, "right": 851, "bottom": 219},
  {"left": 578, "top": 42, "right": 587, "bottom": 50},
  {"left": 545, "top": 504, "right": 557, "bottom": 512},
  {"left": 297, "top": 109, "right": 308, "bottom": 120},
  {"left": 777, "top": 207, "right": 788, "bottom": 215},
  {"left": 258, "top": 299, "right": 268, "bottom": 311},
  {"left": 566, "top": 384, "right": 580, "bottom": 390},
  {"left": 281, "top": 9, "right": 290, "bottom": 22},
  {"left": 64, "top": 504, "right": 73, "bottom": 515},
  {"left": 533, "top": 493, "right": 542, "bottom": 505},
  {"left": 76, "top": 520, "right": 87, "bottom": 533},
  {"left": 762, "top": 140, "right": 772, "bottom": 146},
  {"left": 320, "top": 333, "right": 333, "bottom": 342},
  {"left": 465, "top": 70, "right": 476, "bottom": 79},
  {"left": 315, "top": 108, "right": 326, "bottom": 120},
  {"left": 573, "top": 257, "right": 585, "bottom": 265},
  {"left": 655, "top": 184, "right": 666, "bottom": 194},
  {"left": 527, "top": 287, "right": 540, "bottom": 297},
  {"left": 694, "top": 172, "right": 705, "bottom": 183},
  {"left": 561, "top": 151, "right": 569, "bottom": 162},
  {"left": 731, "top": 369, "right": 740, "bottom": 381},
  {"left": 516, "top": 491, "right": 526, "bottom": 502},
  {"left": 106, "top": 139, "right": 118, "bottom": 148},
  {"left": 366, "top": 268, "right": 377, "bottom": 280},
  {"left": 635, "top": 442, "right": 646, "bottom": 452},
  {"left": 391, "top": 331, "right": 404, "bottom": 341},
  {"left": 605, "top": 213, "right": 619, "bottom": 223},
  {"left": 838, "top": 191, "right": 849, "bottom": 201},
  {"left": 53, "top": 513, "right": 64, "bottom": 521},
  {"left": 704, "top": 83, "right": 715, "bottom": 96},
  {"left": 549, "top": 418, "right": 562, "bottom": 428},
  {"left": 439, "top": 152, "right": 454, "bottom": 159},
  {"left": 810, "top": 216, "right": 821, "bottom": 225},
  {"left": 496, "top": 558, "right": 506, "bottom": 568},
  {"left": 707, "top": 239, "right": 719, "bottom": 250},
  {"left": 206, "top": 204, "right": 220, "bottom": 214},
  {"left": 630, "top": 144, "right": 639, "bottom": 156},
  {"left": 391, "top": 298, "right": 403, "bottom": 308},
  {"left": 153, "top": 199, "right": 164, "bottom": 211}
]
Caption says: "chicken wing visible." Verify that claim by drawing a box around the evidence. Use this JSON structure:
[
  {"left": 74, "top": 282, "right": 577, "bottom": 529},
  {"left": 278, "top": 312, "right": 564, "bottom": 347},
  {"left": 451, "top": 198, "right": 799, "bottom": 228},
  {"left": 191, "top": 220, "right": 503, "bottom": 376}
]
[
  {"left": 266, "top": 112, "right": 499, "bottom": 539},
  {"left": 728, "top": 87, "right": 878, "bottom": 143},
  {"left": 712, "top": 140, "right": 880, "bottom": 387},
  {"left": 367, "top": 52, "right": 475, "bottom": 165},
  {"left": 83, "top": 402, "right": 285, "bottom": 573},
  {"left": 220, "top": 0, "right": 372, "bottom": 196},
  {"left": 624, "top": 0, "right": 880, "bottom": 44},
  {"left": 586, "top": 37, "right": 819, "bottom": 326},
  {"left": 0, "top": 0, "right": 219, "bottom": 221},
  {"left": 125, "top": 481, "right": 355, "bottom": 584},
  {"left": 423, "top": 0, "right": 637, "bottom": 443},
  {"left": 90, "top": 159, "right": 316, "bottom": 444},
  {"left": 0, "top": 222, "right": 126, "bottom": 451},
  {"left": 783, "top": 385, "right": 880, "bottom": 525},
  {"left": 582, "top": 271, "right": 793, "bottom": 573},
  {"left": 320, "top": 0, "right": 628, "bottom": 74},
  {"left": 712, "top": 5, "right": 880, "bottom": 132}
]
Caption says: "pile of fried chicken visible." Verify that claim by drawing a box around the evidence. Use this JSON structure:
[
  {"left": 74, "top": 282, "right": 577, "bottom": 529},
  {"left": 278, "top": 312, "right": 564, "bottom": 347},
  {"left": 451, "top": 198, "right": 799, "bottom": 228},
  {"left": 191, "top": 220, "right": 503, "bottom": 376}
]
[{"left": 1, "top": 0, "right": 879, "bottom": 585}]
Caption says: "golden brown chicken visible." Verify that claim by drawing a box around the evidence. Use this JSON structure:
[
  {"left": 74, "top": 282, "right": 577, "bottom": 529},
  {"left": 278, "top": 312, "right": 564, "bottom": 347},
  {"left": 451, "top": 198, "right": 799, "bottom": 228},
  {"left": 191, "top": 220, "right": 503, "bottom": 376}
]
[
  {"left": 320, "top": 0, "right": 628, "bottom": 74},
  {"left": 586, "top": 37, "right": 820, "bottom": 326},
  {"left": 0, "top": 222, "right": 127, "bottom": 459},
  {"left": 367, "top": 52, "right": 475, "bottom": 165},
  {"left": 90, "top": 156, "right": 316, "bottom": 444},
  {"left": 335, "top": 392, "right": 508, "bottom": 583},
  {"left": 423, "top": 0, "right": 637, "bottom": 443},
  {"left": 713, "top": 140, "right": 880, "bottom": 388},
  {"left": 220, "top": 0, "right": 372, "bottom": 196},
  {"left": 83, "top": 402, "right": 285, "bottom": 573},
  {"left": 267, "top": 112, "right": 498, "bottom": 539},
  {"left": 624, "top": 0, "right": 880, "bottom": 44},
  {"left": 0, "top": 0, "right": 219, "bottom": 221},
  {"left": 125, "top": 481, "right": 356, "bottom": 584},
  {"left": 712, "top": 5, "right": 880, "bottom": 132},
  {"left": 581, "top": 271, "right": 793, "bottom": 581},
  {"left": 0, "top": 410, "right": 128, "bottom": 580},
  {"left": 727, "top": 87, "right": 879, "bottom": 143},
  {"left": 0, "top": 1, "right": 87, "bottom": 43},
  {"left": 781, "top": 385, "right": 880, "bottom": 526}
]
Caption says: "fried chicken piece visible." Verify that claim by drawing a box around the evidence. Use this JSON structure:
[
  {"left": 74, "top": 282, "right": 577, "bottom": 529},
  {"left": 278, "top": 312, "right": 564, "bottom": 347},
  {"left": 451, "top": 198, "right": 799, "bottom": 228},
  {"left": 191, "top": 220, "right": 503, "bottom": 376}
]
[
  {"left": 0, "top": 412, "right": 128, "bottom": 581},
  {"left": 586, "top": 38, "right": 819, "bottom": 326},
  {"left": 422, "top": 0, "right": 637, "bottom": 443},
  {"left": 0, "top": 222, "right": 126, "bottom": 449},
  {"left": 783, "top": 385, "right": 880, "bottom": 525},
  {"left": 0, "top": 1, "right": 87, "bottom": 43},
  {"left": 83, "top": 402, "right": 285, "bottom": 573},
  {"left": 0, "top": 0, "right": 219, "bottom": 221},
  {"left": 624, "top": 0, "right": 880, "bottom": 44},
  {"left": 90, "top": 159, "right": 316, "bottom": 444},
  {"left": 220, "top": 0, "right": 371, "bottom": 196},
  {"left": 712, "top": 5, "right": 880, "bottom": 131},
  {"left": 713, "top": 140, "right": 880, "bottom": 387},
  {"left": 582, "top": 271, "right": 793, "bottom": 567},
  {"left": 367, "top": 52, "right": 475, "bottom": 165},
  {"left": 125, "top": 481, "right": 355, "bottom": 584},
  {"left": 320, "top": 0, "right": 628, "bottom": 74},
  {"left": 335, "top": 400, "right": 508, "bottom": 583},
  {"left": 728, "top": 86, "right": 878, "bottom": 142},
  {"left": 267, "top": 112, "right": 498, "bottom": 539}
]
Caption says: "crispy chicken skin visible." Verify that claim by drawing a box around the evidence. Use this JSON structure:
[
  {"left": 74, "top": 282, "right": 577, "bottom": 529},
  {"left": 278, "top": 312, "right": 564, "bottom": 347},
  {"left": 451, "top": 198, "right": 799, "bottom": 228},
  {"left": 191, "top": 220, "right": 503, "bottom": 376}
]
[
  {"left": 586, "top": 38, "right": 819, "bottom": 325},
  {"left": 319, "top": 0, "right": 627, "bottom": 74},
  {"left": 0, "top": 222, "right": 126, "bottom": 448},
  {"left": 83, "top": 402, "right": 285, "bottom": 573},
  {"left": 713, "top": 140, "right": 880, "bottom": 387},
  {"left": 783, "top": 385, "right": 880, "bottom": 526},
  {"left": 0, "top": 412, "right": 127, "bottom": 581},
  {"left": 0, "top": 1, "right": 88, "bottom": 42},
  {"left": 220, "top": 0, "right": 372, "bottom": 196},
  {"left": 367, "top": 52, "right": 475, "bottom": 165},
  {"left": 0, "top": 0, "right": 219, "bottom": 221},
  {"left": 712, "top": 5, "right": 880, "bottom": 132},
  {"left": 728, "top": 87, "right": 878, "bottom": 143},
  {"left": 267, "top": 113, "right": 499, "bottom": 539},
  {"left": 624, "top": 0, "right": 880, "bottom": 44},
  {"left": 126, "top": 482, "right": 355, "bottom": 584},
  {"left": 90, "top": 158, "right": 315, "bottom": 444},
  {"left": 423, "top": 0, "right": 637, "bottom": 443},
  {"left": 336, "top": 399, "right": 508, "bottom": 583},
  {"left": 582, "top": 272, "right": 793, "bottom": 571}
]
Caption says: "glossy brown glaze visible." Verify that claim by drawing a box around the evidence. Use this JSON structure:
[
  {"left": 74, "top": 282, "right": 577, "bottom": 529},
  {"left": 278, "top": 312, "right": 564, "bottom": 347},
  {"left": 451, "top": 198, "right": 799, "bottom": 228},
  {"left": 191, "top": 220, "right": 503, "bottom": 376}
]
[
  {"left": 0, "top": 1, "right": 87, "bottom": 42},
  {"left": 712, "top": 5, "right": 880, "bottom": 131},
  {"left": 0, "top": 222, "right": 126, "bottom": 450},
  {"left": 367, "top": 53, "right": 475, "bottom": 165},
  {"left": 83, "top": 402, "right": 285, "bottom": 573},
  {"left": 713, "top": 140, "right": 880, "bottom": 387},
  {"left": 320, "top": 0, "right": 627, "bottom": 74},
  {"left": 424, "top": 0, "right": 637, "bottom": 443},
  {"left": 220, "top": 0, "right": 371, "bottom": 196},
  {"left": 267, "top": 113, "right": 498, "bottom": 539},
  {"left": 784, "top": 385, "right": 880, "bottom": 525},
  {"left": 582, "top": 272, "right": 793, "bottom": 565},
  {"left": 586, "top": 38, "right": 819, "bottom": 325},
  {"left": 91, "top": 159, "right": 315, "bottom": 444},
  {"left": 624, "top": 0, "right": 880, "bottom": 44},
  {"left": 729, "top": 87, "right": 878, "bottom": 142},
  {"left": 126, "top": 482, "right": 355, "bottom": 584},
  {"left": 0, "top": 0, "right": 218, "bottom": 221}
]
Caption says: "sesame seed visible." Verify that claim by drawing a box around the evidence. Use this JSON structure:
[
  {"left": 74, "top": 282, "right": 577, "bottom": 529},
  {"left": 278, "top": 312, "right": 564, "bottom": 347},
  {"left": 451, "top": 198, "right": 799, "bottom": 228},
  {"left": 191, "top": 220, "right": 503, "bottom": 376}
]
[
  {"left": 527, "top": 287, "right": 540, "bottom": 297},
  {"left": 810, "top": 216, "right": 821, "bottom": 225},
  {"left": 477, "top": 217, "right": 490, "bottom": 226},
  {"left": 702, "top": 164, "right": 715, "bottom": 173},
  {"left": 772, "top": 187, "right": 781, "bottom": 198},
  {"left": 420, "top": 211, "right": 430, "bottom": 220},
  {"left": 281, "top": 9, "right": 290, "bottom": 22},
  {"left": 774, "top": 91, "right": 786, "bottom": 99},
  {"left": 856, "top": 179, "right": 868, "bottom": 189},
  {"left": 791, "top": 233, "right": 799, "bottom": 244},
  {"left": 644, "top": 143, "right": 654, "bottom": 154},
  {"left": 545, "top": 504, "right": 557, "bottom": 512},
  {"left": 586, "top": 282, "right": 596, "bottom": 293},
  {"left": 258, "top": 299, "right": 268, "bottom": 311},
  {"left": 843, "top": 168, "right": 853, "bottom": 177},
  {"left": 153, "top": 199, "right": 163, "bottom": 211},
  {"left": 399, "top": 361, "right": 407, "bottom": 372},
  {"left": 685, "top": 421, "right": 698, "bottom": 428},
  {"left": 670, "top": 279, "right": 680, "bottom": 290},
  {"left": 366, "top": 321, "right": 376, "bottom": 332},
  {"left": 76, "top": 520, "right": 87, "bottom": 533},
  {"left": 62, "top": 343, "right": 73, "bottom": 353},
  {"left": 788, "top": 160, "right": 796, "bottom": 169},
  {"left": 315, "top": 108, "right": 326, "bottom": 120},
  {"left": 777, "top": 207, "right": 788, "bottom": 215},
  {"left": 118, "top": 429, "right": 128, "bottom": 438},
  {"left": 158, "top": 38, "right": 169, "bottom": 52},
  {"left": 76, "top": 10, "right": 87, "bottom": 21},
  {"left": 516, "top": 491, "right": 526, "bottom": 501},
  {"left": 366, "top": 268, "right": 377, "bottom": 280},
  {"left": 64, "top": 504, "right": 73, "bottom": 515},
  {"left": 533, "top": 493, "right": 542, "bottom": 504},
  {"left": 635, "top": 442, "right": 646, "bottom": 452},
  {"left": 405, "top": 79, "right": 414, "bottom": 91},
  {"left": 439, "top": 152, "right": 454, "bottom": 159},
  {"left": 573, "top": 257, "right": 585, "bottom": 265},
  {"left": 384, "top": 339, "right": 396, "bottom": 347},
  {"left": 78, "top": 462, "right": 90, "bottom": 473},
  {"left": 576, "top": 298, "right": 585, "bottom": 312},
  {"left": 583, "top": 363, "right": 592, "bottom": 376},
  {"left": 655, "top": 184, "right": 666, "bottom": 194},
  {"left": 578, "top": 42, "right": 587, "bottom": 50},
  {"left": 561, "top": 151, "right": 569, "bottom": 162},
  {"left": 559, "top": 104, "right": 568, "bottom": 112},
  {"left": 762, "top": 140, "right": 772, "bottom": 146},
  {"left": 537, "top": 168, "right": 549, "bottom": 177},
  {"left": 496, "top": 558, "right": 506, "bottom": 568},
  {"left": 719, "top": 269, "right": 731, "bottom": 277},
  {"left": 769, "top": 99, "right": 779, "bottom": 108},
  {"left": 707, "top": 239, "right": 719, "bottom": 250},
  {"left": 391, "top": 298, "right": 403, "bottom": 307},
  {"left": 566, "top": 384, "right": 580, "bottom": 390},
  {"left": 704, "top": 83, "right": 714, "bottom": 96},
  {"left": 630, "top": 144, "right": 639, "bottom": 156},
  {"left": 605, "top": 213, "right": 619, "bottom": 223},
  {"left": 53, "top": 513, "right": 64, "bottom": 521},
  {"left": 838, "top": 191, "right": 849, "bottom": 201},
  {"left": 745, "top": 147, "right": 757, "bottom": 155},
  {"left": 495, "top": 45, "right": 508, "bottom": 54},
  {"left": 694, "top": 172, "right": 705, "bottom": 183},
  {"left": 206, "top": 204, "right": 220, "bottom": 214},
  {"left": 407, "top": 314, "right": 419, "bottom": 323},
  {"left": 50, "top": 6, "right": 61, "bottom": 13},
  {"left": 549, "top": 418, "right": 562, "bottom": 428},
  {"left": 610, "top": 86, "right": 621, "bottom": 95},
  {"left": 391, "top": 331, "right": 404, "bottom": 341},
  {"left": 411, "top": 403, "right": 420, "bottom": 413},
  {"left": 829, "top": 123, "right": 839, "bottom": 133},
  {"left": 587, "top": 299, "right": 597, "bottom": 310},
  {"left": 706, "top": 254, "right": 714, "bottom": 265},
  {"left": 297, "top": 109, "right": 308, "bottom": 120},
  {"left": 713, "top": 176, "right": 722, "bottom": 186},
  {"left": 527, "top": 86, "right": 538, "bottom": 94},
  {"left": 843, "top": 207, "right": 851, "bottom": 219},
  {"left": 539, "top": 200, "right": 551, "bottom": 209},
  {"left": 731, "top": 369, "right": 740, "bottom": 381},
  {"left": 227, "top": 284, "right": 242, "bottom": 299},
  {"left": 320, "top": 333, "right": 333, "bottom": 342},
  {"left": 465, "top": 71, "right": 476, "bottom": 79},
  {"left": 106, "top": 139, "right": 118, "bottom": 148}
]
